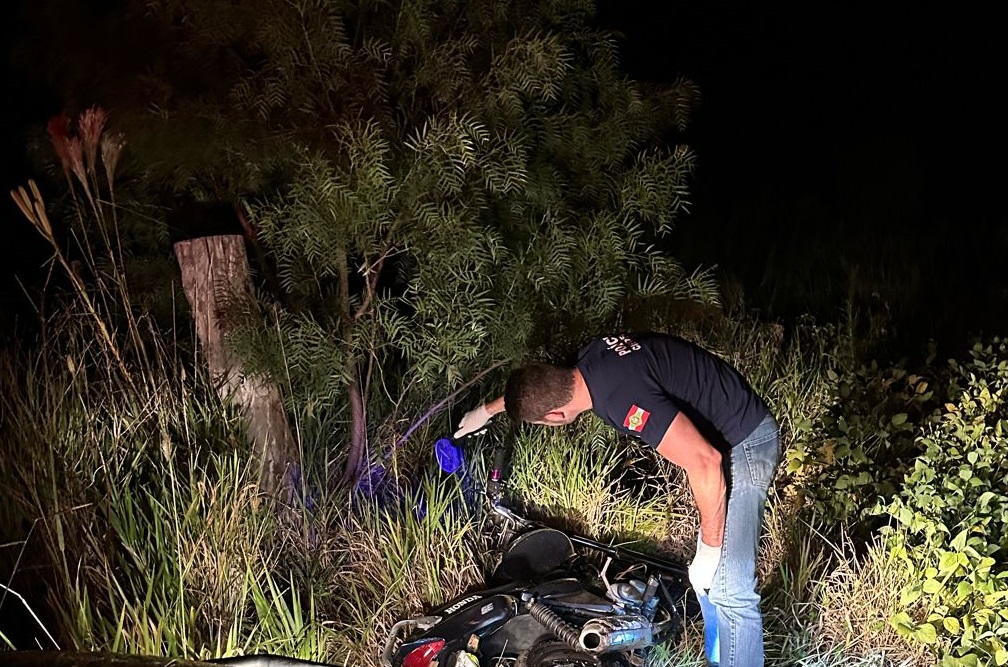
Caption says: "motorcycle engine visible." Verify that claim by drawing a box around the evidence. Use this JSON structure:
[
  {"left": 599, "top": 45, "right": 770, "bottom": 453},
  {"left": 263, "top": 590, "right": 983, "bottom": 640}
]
[{"left": 609, "top": 580, "right": 647, "bottom": 607}]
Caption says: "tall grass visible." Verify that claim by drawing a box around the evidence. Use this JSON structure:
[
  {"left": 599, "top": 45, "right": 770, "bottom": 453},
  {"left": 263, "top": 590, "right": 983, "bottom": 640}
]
[
  {"left": 759, "top": 521, "right": 932, "bottom": 667},
  {"left": 507, "top": 420, "right": 686, "bottom": 545},
  {"left": 0, "top": 313, "right": 483, "bottom": 665},
  {"left": 0, "top": 253, "right": 927, "bottom": 667},
  {"left": 2, "top": 289, "right": 936, "bottom": 667}
]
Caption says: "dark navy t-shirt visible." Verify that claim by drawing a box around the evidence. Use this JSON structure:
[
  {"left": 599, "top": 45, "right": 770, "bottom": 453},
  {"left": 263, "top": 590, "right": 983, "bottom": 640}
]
[{"left": 575, "top": 333, "right": 770, "bottom": 451}]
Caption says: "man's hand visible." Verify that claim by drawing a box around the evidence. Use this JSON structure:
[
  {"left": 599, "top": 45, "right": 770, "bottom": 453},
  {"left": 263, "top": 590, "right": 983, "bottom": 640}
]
[
  {"left": 688, "top": 531, "right": 722, "bottom": 593},
  {"left": 454, "top": 403, "right": 493, "bottom": 438}
]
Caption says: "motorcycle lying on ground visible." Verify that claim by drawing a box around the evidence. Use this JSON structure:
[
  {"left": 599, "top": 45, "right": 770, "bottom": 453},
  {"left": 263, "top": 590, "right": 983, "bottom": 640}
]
[{"left": 381, "top": 431, "right": 701, "bottom": 667}]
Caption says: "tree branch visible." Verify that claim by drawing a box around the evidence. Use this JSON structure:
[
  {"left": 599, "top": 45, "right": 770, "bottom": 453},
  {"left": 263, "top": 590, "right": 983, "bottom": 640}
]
[
  {"left": 390, "top": 359, "right": 508, "bottom": 453},
  {"left": 353, "top": 248, "right": 392, "bottom": 322}
]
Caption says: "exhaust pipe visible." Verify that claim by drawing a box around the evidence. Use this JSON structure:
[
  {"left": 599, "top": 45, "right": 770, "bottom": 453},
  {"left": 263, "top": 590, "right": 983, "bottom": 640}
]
[{"left": 578, "top": 615, "right": 654, "bottom": 653}]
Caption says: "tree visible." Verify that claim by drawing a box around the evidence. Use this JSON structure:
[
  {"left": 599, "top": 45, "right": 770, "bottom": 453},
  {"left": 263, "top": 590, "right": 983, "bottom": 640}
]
[
  {"left": 18, "top": 0, "right": 715, "bottom": 485},
  {"left": 229, "top": 0, "right": 716, "bottom": 483}
]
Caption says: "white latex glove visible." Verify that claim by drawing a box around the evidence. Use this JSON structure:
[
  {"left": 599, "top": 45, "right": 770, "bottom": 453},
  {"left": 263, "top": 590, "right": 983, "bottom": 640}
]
[
  {"left": 688, "top": 531, "right": 722, "bottom": 593},
  {"left": 454, "top": 403, "right": 492, "bottom": 438}
]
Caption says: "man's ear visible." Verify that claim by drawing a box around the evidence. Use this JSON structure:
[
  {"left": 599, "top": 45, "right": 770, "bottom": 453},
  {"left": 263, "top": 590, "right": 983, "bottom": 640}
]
[{"left": 542, "top": 409, "right": 566, "bottom": 424}]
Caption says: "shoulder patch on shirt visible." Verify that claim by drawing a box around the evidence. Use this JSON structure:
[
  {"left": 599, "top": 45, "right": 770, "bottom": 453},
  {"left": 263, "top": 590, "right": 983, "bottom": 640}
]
[{"left": 623, "top": 404, "right": 650, "bottom": 432}]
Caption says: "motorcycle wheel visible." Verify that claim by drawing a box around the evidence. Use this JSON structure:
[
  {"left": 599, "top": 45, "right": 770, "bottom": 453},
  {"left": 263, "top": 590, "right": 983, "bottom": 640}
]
[{"left": 516, "top": 640, "right": 600, "bottom": 667}]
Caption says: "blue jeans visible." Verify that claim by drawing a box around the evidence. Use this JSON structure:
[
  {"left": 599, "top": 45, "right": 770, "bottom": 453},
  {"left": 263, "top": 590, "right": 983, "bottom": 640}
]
[{"left": 699, "top": 414, "right": 780, "bottom": 667}]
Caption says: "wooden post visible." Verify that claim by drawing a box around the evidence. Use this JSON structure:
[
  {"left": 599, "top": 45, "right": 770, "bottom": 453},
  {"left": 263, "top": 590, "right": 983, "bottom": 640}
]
[{"left": 173, "top": 234, "right": 295, "bottom": 495}]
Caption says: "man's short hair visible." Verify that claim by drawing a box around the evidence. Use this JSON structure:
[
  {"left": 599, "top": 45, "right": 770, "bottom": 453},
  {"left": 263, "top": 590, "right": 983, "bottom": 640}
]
[{"left": 504, "top": 363, "right": 575, "bottom": 423}]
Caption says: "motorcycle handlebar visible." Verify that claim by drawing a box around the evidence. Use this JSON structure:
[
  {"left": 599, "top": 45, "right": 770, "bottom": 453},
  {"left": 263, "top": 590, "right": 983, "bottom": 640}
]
[
  {"left": 490, "top": 445, "right": 508, "bottom": 482},
  {"left": 485, "top": 442, "right": 509, "bottom": 501}
]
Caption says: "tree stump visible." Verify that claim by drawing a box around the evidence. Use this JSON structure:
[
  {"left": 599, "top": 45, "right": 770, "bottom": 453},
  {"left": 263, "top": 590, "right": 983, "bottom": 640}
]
[{"left": 173, "top": 234, "right": 295, "bottom": 495}]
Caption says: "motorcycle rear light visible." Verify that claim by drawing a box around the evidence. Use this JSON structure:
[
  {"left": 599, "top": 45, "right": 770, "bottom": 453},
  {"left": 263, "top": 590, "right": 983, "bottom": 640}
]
[{"left": 402, "top": 639, "right": 445, "bottom": 667}]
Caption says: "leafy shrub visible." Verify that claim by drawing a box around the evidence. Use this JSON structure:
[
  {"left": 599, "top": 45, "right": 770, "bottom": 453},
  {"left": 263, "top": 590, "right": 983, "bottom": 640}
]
[
  {"left": 879, "top": 338, "right": 1008, "bottom": 666},
  {"left": 787, "top": 357, "right": 937, "bottom": 525}
]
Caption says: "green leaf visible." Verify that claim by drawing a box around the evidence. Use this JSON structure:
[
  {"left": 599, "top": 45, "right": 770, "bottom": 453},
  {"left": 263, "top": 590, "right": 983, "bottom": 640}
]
[
  {"left": 891, "top": 611, "right": 915, "bottom": 631},
  {"left": 901, "top": 586, "right": 923, "bottom": 606},
  {"left": 940, "top": 551, "right": 961, "bottom": 575},
  {"left": 997, "top": 649, "right": 1008, "bottom": 667},
  {"left": 891, "top": 412, "right": 908, "bottom": 426},
  {"left": 943, "top": 616, "right": 962, "bottom": 634},
  {"left": 912, "top": 622, "right": 938, "bottom": 643},
  {"left": 952, "top": 654, "right": 980, "bottom": 667},
  {"left": 922, "top": 578, "right": 943, "bottom": 595}
]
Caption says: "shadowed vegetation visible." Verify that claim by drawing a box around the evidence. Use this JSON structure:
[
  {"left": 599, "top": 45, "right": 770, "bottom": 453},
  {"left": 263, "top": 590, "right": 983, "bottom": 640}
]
[{"left": 2, "top": 2, "right": 1006, "bottom": 667}]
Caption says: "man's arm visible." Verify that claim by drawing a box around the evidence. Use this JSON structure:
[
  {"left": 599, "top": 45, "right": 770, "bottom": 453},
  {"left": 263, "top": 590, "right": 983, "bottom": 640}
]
[
  {"left": 655, "top": 412, "right": 727, "bottom": 546},
  {"left": 485, "top": 396, "right": 506, "bottom": 416}
]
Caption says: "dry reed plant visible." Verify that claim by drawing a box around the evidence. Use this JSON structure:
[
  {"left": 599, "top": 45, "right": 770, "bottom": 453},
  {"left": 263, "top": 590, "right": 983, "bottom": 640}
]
[{"left": 814, "top": 538, "right": 932, "bottom": 667}]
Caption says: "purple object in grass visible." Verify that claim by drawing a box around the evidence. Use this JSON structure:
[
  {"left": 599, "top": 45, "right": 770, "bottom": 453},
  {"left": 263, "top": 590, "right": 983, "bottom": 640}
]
[{"left": 435, "top": 437, "right": 465, "bottom": 475}]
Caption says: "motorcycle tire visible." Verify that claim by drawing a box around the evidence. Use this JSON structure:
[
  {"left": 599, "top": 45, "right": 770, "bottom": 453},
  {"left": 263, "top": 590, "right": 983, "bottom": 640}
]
[{"left": 515, "top": 640, "right": 599, "bottom": 667}]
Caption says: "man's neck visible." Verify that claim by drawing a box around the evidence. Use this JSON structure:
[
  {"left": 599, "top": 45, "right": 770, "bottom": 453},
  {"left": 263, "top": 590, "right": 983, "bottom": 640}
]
[{"left": 571, "top": 368, "right": 593, "bottom": 414}]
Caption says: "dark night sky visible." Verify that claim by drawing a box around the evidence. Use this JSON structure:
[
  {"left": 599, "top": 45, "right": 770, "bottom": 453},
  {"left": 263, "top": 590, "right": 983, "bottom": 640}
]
[
  {"left": 599, "top": 0, "right": 1008, "bottom": 348},
  {"left": 2, "top": 1, "right": 1006, "bottom": 345},
  {"left": 598, "top": 1, "right": 1006, "bottom": 208},
  {"left": 597, "top": 1, "right": 1007, "bottom": 244}
]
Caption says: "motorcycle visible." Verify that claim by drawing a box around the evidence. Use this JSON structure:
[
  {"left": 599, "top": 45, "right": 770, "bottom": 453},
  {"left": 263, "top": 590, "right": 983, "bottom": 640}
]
[{"left": 380, "top": 430, "right": 700, "bottom": 667}]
